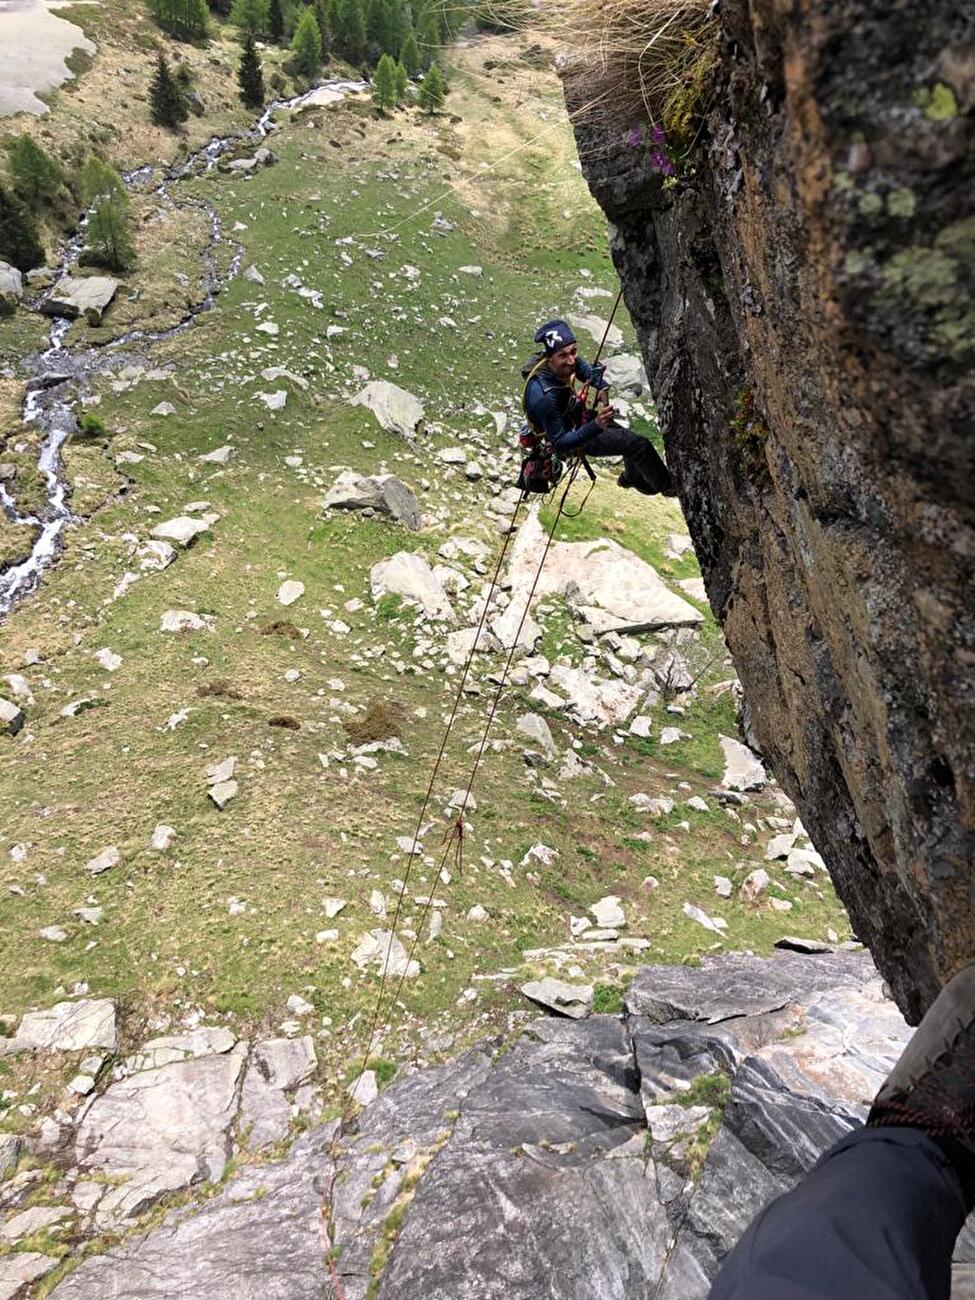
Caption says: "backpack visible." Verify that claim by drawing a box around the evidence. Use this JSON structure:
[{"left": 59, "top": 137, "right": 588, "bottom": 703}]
[{"left": 515, "top": 354, "right": 564, "bottom": 494}]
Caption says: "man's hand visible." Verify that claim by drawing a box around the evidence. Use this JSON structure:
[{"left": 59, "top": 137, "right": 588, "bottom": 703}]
[{"left": 595, "top": 403, "right": 616, "bottom": 428}]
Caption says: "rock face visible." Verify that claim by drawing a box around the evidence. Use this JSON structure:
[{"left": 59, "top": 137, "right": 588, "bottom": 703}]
[
  {"left": 39, "top": 953, "right": 975, "bottom": 1298},
  {"left": 0, "top": 260, "right": 23, "bottom": 316},
  {"left": 566, "top": 2, "right": 975, "bottom": 1021}
]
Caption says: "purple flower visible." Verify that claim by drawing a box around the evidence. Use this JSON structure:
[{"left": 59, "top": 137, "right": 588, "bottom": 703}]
[
  {"left": 650, "top": 148, "right": 676, "bottom": 176},
  {"left": 626, "top": 126, "right": 642, "bottom": 148},
  {"left": 651, "top": 124, "right": 666, "bottom": 144}
]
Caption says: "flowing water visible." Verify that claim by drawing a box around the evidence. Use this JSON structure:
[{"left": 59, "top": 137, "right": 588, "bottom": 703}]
[{"left": 0, "top": 79, "right": 368, "bottom": 618}]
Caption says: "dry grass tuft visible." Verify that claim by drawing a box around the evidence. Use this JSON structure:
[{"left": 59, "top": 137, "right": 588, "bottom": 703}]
[
  {"left": 197, "top": 679, "right": 245, "bottom": 700},
  {"left": 344, "top": 700, "right": 407, "bottom": 746},
  {"left": 268, "top": 715, "right": 301, "bottom": 730}
]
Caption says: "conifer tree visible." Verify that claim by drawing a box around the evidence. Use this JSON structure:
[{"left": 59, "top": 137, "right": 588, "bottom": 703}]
[
  {"left": 372, "top": 51, "right": 397, "bottom": 110},
  {"left": 399, "top": 28, "right": 420, "bottom": 77},
  {"left": 79, "top": 156, "right": 128, "bottom": 207},
  {"left": 149, "top": 0, "right": 209, "bottom": 39},
  {"left": 268, "top": 0, "right": 285, "bottom": 39},
  {"left": 334, "top": 0, "right": 366, "bottom": 62},
  {"left": 313, "top": 0, "right": 330, "bottom": 53},
  {"left": 0, "top": 184, "right": 44, "bottom": 272},
  {"left": 291, "top": 6, "right": 322, "bottom": 77},
  {"left": 393, "top": 59, "right": 407, "bottom": 103},
  {"left": 149, "top": 53, "right": 190, "bottom": 129},
  {"left": 7, "top": 136, "right": 64, "bottom": 206},
  {"left": 416, "top": 5, "right": 438, "bottom": 68},
  {"left": 83, "top": 195, "right": 135, "bottom": 272},
  {"left": 230, "top": 0, "right": 269, "bottom": 34},
  {"left": 418, "top": 59, "right": 445, "bottom": 112},
  {"left": 238, "top": 32, "right": 265, "bottom": 105}
]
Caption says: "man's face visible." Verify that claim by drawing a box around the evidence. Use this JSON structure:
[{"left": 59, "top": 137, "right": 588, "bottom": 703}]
[{"left": 547, "top": 341, "right": 578, "bottom": 382}]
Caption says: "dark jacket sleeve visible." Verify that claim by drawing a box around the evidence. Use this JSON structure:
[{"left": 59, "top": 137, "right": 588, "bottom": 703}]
[{"left": 525, "top": 375, "right": 600, "bottom": 454}]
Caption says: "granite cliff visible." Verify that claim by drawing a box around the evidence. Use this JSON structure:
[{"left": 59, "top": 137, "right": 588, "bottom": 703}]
[{"left": 565, "top": 0, "right": 975, "bottom": 1021}]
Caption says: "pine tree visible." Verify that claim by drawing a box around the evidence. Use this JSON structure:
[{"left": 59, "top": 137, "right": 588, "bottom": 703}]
[
  {"left": 416, "top": 6, "right": 438, "bottom": 68},
  {"left": 373, "top": 52, "right": 397, "bottom": 111},
  {"left": 418, "top": 60, "right": 445, "bottom": 112},
  {"left": 230, "top": 0, "right": 269, "bottom": 33},
  {"left": 291, "top": 7, "right": 322, "bottom": 77},
  {"left": 0, "top": 184, "right": 44, "bottom": 272},
  {"left": 149, "top": 53, "right": 190, "bottom": 129},
  {"left": 238, "top": 32, "right": 265, "bottom": 105},
  {"left": 399, "top": 28, "right": 420, "bottom": 77},
  {"left": 334, "top": 0, "right": 366, "bottom": 62},
  {"left": 268, "top": 0, "right": 284, "bottom": 40},
  {"left": 79, "top": 156, "right": 128, "bottom": 207},
  {"left": 7, "top": 135, "right": 64, "bottom": 205},
  {"left": 149, "top": 0, "right": 209, "bottom": 39},
  {"left": 313, "top": 0, "right": 330, "bottom": 54},
  {"left": 393, "top": 59, "right": 407, "bottom": 103},
  {"left": 83, "top": 195, "right": 135, "bottom": 273}
]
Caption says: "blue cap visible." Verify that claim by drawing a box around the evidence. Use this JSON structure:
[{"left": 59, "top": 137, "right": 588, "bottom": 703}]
[{"left": 534, "top": 319, "right": 577, "bottom": 356}]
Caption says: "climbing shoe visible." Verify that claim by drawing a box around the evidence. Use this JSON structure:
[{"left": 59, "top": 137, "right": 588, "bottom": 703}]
[{"left": 867, "top": 959, "right": 975, "bottom": 1155}]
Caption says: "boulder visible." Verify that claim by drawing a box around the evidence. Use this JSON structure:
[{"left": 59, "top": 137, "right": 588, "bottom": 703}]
[
  {"left": 74, "top": 1045, "right": 248, "bottom": 1225},
  {"left": 0, "top": 1253, "right": 59, "bottom": 1296},
  {"left": 199, "top": 445, "right": 235, "bottom": 464},
  {"left": 323, "top": 470, "right": 421, "bottom": 530},
  {"left": 85, "top": 845, "right": 120, "bottom": 875},
  {"left": 520, "top": 978, "right": 594, "bottom": 1019},
  {"left": 150, "top": 516, "right": 210, "bottom": 547},
  {"left": 350, "top": 381, "right": 424, "bottom": 438},
  {"left": 349, "top": 929, "right": 419, "bottom": 978},
  {"left": 0, "top": 260, "right": 24, "bottom": 316},
  {"left": 160, "top": 609, "right": 209, "bottom": 633},
  {"left": 0, "top": 697, "right": 25, "bottom": 735},
  {"left": 277, "top": 580, "right": 304, "bottom": 606},
  {"left": 602, "top": 352, "right": 649, "bottom": 395},
  {"left": 370, "top": 552, "right": 453, "bottom": 620},
  {"left": 516, "top": 712, "right": 557, "bottom": 758},
  {"left": 566, "top": 311, "right": 624, "bottom": 354},
  {"left": 719, "top": 734, "right": 767, "bottom": 791},
  {"left": 6, "top": 999, "right": 116, "bottom": 1053},
  {"left": 42, "top": 275, "right": 119, "bottom": 326}
]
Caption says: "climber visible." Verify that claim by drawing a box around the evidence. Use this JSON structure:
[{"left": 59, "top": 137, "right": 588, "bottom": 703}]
[
  {"left": 710, "top": 957, "right": 975, "bottom": 1300},
  {"left": 522, "top": 320, "right": 675, "bottom": 496}
]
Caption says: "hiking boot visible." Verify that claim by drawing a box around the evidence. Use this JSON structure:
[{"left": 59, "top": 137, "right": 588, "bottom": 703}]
[{"left": 867, "top": 959, "right": 975, "bottom": 1155}]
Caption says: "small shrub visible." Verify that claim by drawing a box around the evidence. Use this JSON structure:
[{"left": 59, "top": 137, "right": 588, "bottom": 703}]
[
  {"left": 268, "top": 714, "right": 300, "bottom": 729},
  {"left": 592, "top": 983, "right": 624, "bottom": 1015},
  {"left": 367, "top": 1056, "right": 397, "bottom": 1084},
  {"left": 197, "top": 679, "right": 244, "bottom": 699},
  {"left": 344, "top": 699, "right": 405, "bottom": 745},
  {"left": 77, "top": 412, "right": 107, "bottom": 438},
  {"left": 676, "top": 1070, "right": 730, "bottom": 1109}
]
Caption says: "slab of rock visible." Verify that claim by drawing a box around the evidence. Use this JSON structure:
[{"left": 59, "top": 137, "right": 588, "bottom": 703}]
[
  {"left": 520, "top": 978, "right": 593, "bottom": 1019},
  {"left": 85, "top": 845, "right": 120, "bottom": 876},
  {"left": 125, "top": 1027, "right": 237, "bottom": 1073},
  {"left": 51, "top": 1127, "right": 338, "bottom": 1299},
  {"left": 239, "top": 1036, "right": 318, "bottom": 1149},
  {"left": 0, "top": 1252, "right": 59, "bottom": 1298},
  {"left": 591, "top": 895, "right": 626, "bottom": 928},
  {"left": 516, "top": 712, "right": 557, "bottom": 758},
  {"left": 602, "top": 352, "right": 649, "bottom": 395},
  {"left": 150, "top": 824, "right": 175, "bottom": 851},
  {"left": 208, "top": 780, "right": 238, "bottom": 810},
  {"left": 0, "top": 260, "right": 23, "bottom": 316},
  {"left": 566, "top": 311, "right": 624, "bottom": 354},
  {"left": 739, "top": 867, "right": 771, "bottom": 903},
  {"left": 75, "top": 1044, "right": 247, "bottom": 1225},
  {"left": 277, "top": 580, "right": 304, "bottom": 606},
  {"left": 718, "top": 734, "right": 767, "bottom": 792},
  {"left": 547, "top": 663, "right": 643, "bottom": 728},
  {"left": 350, "top": 381, "right": 424, "bottom": 438},
  {"left": 1, "top": 1204, "right": 73, "bottom": 1242},
  {"left": 160, "top": 608, "right": 210, "bottom": 633},
  {"left": 370, "top": 552, "right": 453, "bottom": 620},
  {"left": 349, "top": 930, "right": 419, "bottom": 978},
  {"left": 0, "top": 1133, "right": 20, "bottom": 1177},
  {"left": 7, "top": 999, "right": 116, "bottom": 1053},
  {"left": 150, "top": 515, "right": 209, "bottom": 547},
  {"left": 199, "top": 445, "right": 235, "bottom": 464},
  {"left": 323, "top": 470, "right": 421, "bottom": 531},
  {"left": 0, "top": 697, "right": 25, "bottom": 735},
  {"left": 151, "top": 402, "right": 176, "bottom": 417},
  {"left": 42, "top": 275, "right": 118, "bottom": 326},
  {"left": 206, "top": 755, "right": 237, "bottom": 786}
]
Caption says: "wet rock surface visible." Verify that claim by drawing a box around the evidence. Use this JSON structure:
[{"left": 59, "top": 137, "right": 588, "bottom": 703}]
[
  {"left": 26, "top": 952, "right": 973, "bottom": 1298},
  {"left": 566, "top": 0, "right": 975, "bottom": 1021}
]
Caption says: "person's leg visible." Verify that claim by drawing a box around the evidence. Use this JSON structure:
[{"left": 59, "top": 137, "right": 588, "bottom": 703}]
[
  {"left": 711, "top": 958, "right": 975, "bottom": 1300},
  {"left": 710, "top": 1125, "right": 974, "bottom": 1300},
  {"left": 574, "top": 424, "right": 675, "bottom": 496}
]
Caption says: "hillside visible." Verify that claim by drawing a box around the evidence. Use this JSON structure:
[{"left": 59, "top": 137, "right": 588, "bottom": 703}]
[{"left": 0, "top": 8, "right": 857, "bottom": 1290}]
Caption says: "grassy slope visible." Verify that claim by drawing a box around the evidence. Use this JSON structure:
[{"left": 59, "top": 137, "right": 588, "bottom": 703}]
[{"left": 0, "top": 28, "right": 851, "bottom": 1117}]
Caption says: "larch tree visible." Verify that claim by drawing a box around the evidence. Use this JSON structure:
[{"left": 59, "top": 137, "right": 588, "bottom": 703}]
[
  {"left": 238, "top": 32, "right": 265, "bottom": 105},
  {"left": 418, "top": 59, "right": 445, "bottom": 112},
  {"left": 291, "top": 6, "right": 322, "bottom": 77},
  {"left": 372, "top": 51, "right": 397, "bottom": 111},
  {"left": 7, "top": 136, "right": 64, "bottom": 206}
]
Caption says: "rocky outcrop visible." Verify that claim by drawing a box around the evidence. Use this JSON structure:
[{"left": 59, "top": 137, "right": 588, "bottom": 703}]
[
  {"left": 44, "top": 952, "right": 975, "bottom": 1299},
  {"left": 566, "top": 1, "right": 975, "bottom": 1021}
]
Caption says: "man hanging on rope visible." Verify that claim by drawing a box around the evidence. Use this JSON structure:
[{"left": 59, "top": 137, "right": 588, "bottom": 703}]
[{"left": 522, "top": 320, "right": 676, "bottom": 496}]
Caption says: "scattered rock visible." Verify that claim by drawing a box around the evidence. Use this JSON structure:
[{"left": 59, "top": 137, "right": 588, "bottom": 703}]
[
  {"left": 0, "top": 697, "right": 25, "bottom": 736},
  {"left": 739, "top": 867, "right": 772, "bottom": 903},
  {"left": 160, "top": 609, "right": 210, "bottom": 633},
  {"left": 591, "top": 895, "right": 625, "bottom": 928},
  {"left": 370, "top": 552, "right": 453, "bottom": 620},
  {"left": 516, "top": 712, "right": 557, "bottom": 758},
  {"left": 39, "top": 925, "right": 68, "bottom": 942},
  {"left": 602, "top": 352, "right": 649, "bottom": 396},
  {"left": 277, "top": 580, "right": 305, "bottom": 607},
  {"left": 323, "top": 471, "right": 421, "bottom": 531},
  {"left": 5, "top": 999, "right": 116, "bottom": 1053},
  {"left": 150, "top": 825, "right": 175, "bottom": 851},
  {"left": 349, "top": 930, "right": 419, "bottom": 978},
  {"left": 151, "top": 402, "right": 176, "bottom": 417},
  {"left": 0, "top": 260, "right": 24, "bottom": 316},
  {"left": 682, "top": 901, "right": 728, "bottom": 933},
  {"left": 714, "top": 876, "right": 733, "bottom": 898},
  {"left": 150, "top": 516, "right": 209, "bottom": 547},
  {"left": 520, "top": 978, "right": 594, "bottom": 1019},
  {"left": 350, "top": 381, "right": 424, "bottom": 438},
  {"left": 85, "top": 845, "right": 120, "bottom": 876},
  {"left": 348, "top": 1069, "right": 378, "bottom": 1107},
  {"left": 719, "top": 734, "right": 767, "bottom": 791},
  {"left": 199, "top": 445, "right": 235, "bottom": 464}
]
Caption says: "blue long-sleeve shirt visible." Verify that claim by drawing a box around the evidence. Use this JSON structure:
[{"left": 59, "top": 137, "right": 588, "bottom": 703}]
[{"left": 523, "top": 357, "right": 604, "bottom": 454}]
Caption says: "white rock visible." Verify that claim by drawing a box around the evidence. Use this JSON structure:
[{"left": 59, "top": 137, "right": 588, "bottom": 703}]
[
  {"left": 94, "top": 647, "right": 122, "bottom": 672},
  {"left": 349, "top": 930, "right": 419, "bottom": 978},
  {"left": 765, "top": 832, "right": 797, "bottom": 860},
  {"left": 208, "top": 780, "right": 238, "bottom": 810},
  {"left": 350, "top": 381, "right": 424, "bottom": 438},
  {"left": 160, "top": 609, "right": 209, "bottom": 633},
  {"left": 521, "top": 842, "right": 558, "bottom": 867},
  {"left": 719, "top": 734, "right": 767, "bottom": 791},
  {"left": 86, "top": 845, "right": 120, "bottom": 876},
  {"left": 739, "top": 867, "right": 771, "bottom": 903},
  {"left": 150, "top": 516, "right": 209, "bottom": 547},
  {"left": 74, "top": 907, "right": 103, "bottom": 925},
  {"left": 256, "top": 390, "right": 287, "bottom": 412},
  {"left": 628, "top": 715, "right": 653, "bottom": 738},
  {"left": 10, "top": 999, "right": 116, "bottom": 1053},
  {"left": 591, "top": 895, "right": 625, "bottom": 928},
  {"left": 0, "top": 697, "right": 25, "bottom": 735},
  {"left": 682, "top": 902, "right": 727, "bottom": 934},
  {"left": 660, "top": 727, "right": 688, "bottom": 745},
  {"left": 516, "top": 712, "right": 557, "bottom": 758},
  {"left": 467, "top": 904, "right": 489, "bottom": 922},
  {"left": 199, "top": 445, "right": 235, "bottom": 465},
  {"left": 150, "top": 402, "right": 175, "bottom": 417},
  {"left": 277, "top": 580, "right": 305, "bottom": 606},
  {"left": 714, "top": 876, "right": 733, "bottom": 898},
  {"left": 150, "top": 824, "right": 176, "bottom": 851},
  {"left": 286, "top": 994, "right": 315, "bottom": 1016},
  {"left": 370, "top": 552, "right": 453, "bottom": 621},
  {"left": 39, "top": 926, "right": 68, "bottom": 942},
  {"left": 629, "top": 794, "right": 674, "bottom": 816},
  {"left": 520, "top": 978, "right": 593, "bottom": 1020},
  {"left": 243, "top": 264, "right": 264, "bottom": 284},
  {"left": 686, "top": 796, "right": 709, "bottom": 812},
  {"left": 323, "top": 898, "right": 347, "bottom": 918},
  {"left": 348, "top": 1069, "right": 378, "bottom": 1107}
]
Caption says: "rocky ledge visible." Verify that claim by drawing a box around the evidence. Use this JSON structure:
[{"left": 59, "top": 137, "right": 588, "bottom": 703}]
[
  {"left": 4, "top": 951, "right": 969, "bottom": 1298},
  {"left": 565, "top": 0, "right": 974, "bottom": 1022}
]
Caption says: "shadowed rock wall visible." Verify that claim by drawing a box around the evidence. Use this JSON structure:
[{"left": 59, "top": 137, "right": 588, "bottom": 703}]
[{"left": 566, "top": 0, "right": 975, "bottom": 1022}]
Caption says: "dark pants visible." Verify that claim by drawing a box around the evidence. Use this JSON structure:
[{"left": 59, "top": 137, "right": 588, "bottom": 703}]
[
  {"left": 710, "top": 1126, "right": 974, "bottom": 1300},
  {"left": 566, "top": 424, "right": 674, "bottom": 496}
]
